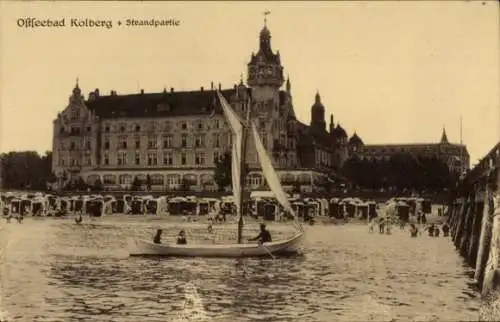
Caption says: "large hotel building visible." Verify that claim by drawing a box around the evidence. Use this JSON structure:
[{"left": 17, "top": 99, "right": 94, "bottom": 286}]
[
  {"left": 52, "top": 22, "right": 470, "bottom": 192},
  {"left": 52, "top": 23, "right": 351, "bottom": 192}
]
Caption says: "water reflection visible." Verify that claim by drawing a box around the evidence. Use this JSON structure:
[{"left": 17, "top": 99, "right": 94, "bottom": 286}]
[{"left": 0, "top": 218, "right": 486, "bottom": 321}]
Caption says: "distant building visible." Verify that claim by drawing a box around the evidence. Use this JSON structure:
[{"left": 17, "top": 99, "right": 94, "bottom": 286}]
[
  {"left": 348, "top": 128, "right": 470, "bottom": 175},
  {"left": 51, "top": 22, "right": 350, "bottom": 192}
]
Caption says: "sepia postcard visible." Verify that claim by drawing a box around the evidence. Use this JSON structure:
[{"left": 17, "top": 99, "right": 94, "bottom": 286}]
[{"left": 0, "top": 1, "right": 499, "bottom": 321}]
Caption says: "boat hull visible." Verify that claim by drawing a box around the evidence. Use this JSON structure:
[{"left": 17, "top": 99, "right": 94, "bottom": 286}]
[{"left": 128, "top": 233, "right": 304, "bottom": 258}]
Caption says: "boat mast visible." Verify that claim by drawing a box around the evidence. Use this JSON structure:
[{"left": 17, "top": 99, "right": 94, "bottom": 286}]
[{"left": 237, "top": 88, "right": 253, "bottom": 244}]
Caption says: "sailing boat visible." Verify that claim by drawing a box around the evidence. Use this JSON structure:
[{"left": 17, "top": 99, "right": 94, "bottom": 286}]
[{"left": 128, "top": 89, "right": 305, "bottom": 257}]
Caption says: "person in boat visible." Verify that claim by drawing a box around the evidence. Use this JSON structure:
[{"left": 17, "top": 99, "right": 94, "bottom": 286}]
[
  {"left": 409, "top": 223, "right": 418, "bottom": 237},
  {"left": 442, "top": 222, "right": 450, "bottom": 237},
  {"left": 153, "top": 229, "right": 163, "bottom": 244},
  {"left": 177, "top": 230, "right": 187, "bottom": 245},
  {"left": 248, "top": 223, "right": 272, "bottom": 244}
]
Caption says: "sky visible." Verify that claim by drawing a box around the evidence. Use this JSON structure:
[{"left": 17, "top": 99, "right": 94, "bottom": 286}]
[{"left": 1, "top": 1, "right": 499, "bottom": 166}]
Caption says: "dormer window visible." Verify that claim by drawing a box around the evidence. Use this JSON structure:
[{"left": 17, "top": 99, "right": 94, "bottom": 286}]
[
  {"left": 181, "top": 122, "right": 187, "bottom": 130},
  {"left": 135, "top": 125, "right": 141, "bottom": 132}
]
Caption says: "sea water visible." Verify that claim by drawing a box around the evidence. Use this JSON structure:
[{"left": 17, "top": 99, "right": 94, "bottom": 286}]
[{"left": 0, "top": 216, "right": 488, "bottom": 321}]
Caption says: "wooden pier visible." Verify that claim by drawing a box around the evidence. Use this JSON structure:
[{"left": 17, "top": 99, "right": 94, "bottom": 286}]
[{"left": 449, "top": 141, "right": 500, "bottom": 296}]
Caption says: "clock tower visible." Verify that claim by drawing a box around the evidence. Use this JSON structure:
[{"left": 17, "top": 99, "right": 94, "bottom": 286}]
[{"left": 247, "top": 18, "right": 284, "bottom": 102}]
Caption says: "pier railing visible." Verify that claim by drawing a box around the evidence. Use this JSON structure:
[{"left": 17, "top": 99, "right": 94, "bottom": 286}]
[{"left": 449, "top": 141, "right": 499, "bottom": 297}]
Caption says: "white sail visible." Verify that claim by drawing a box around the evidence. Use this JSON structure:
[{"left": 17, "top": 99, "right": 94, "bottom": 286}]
[
  {"left": 216, "top": 91, "right": 244, "bottom": 216},
  {"left": 251, "top": 122, "right": 300, "bottom": 227}
]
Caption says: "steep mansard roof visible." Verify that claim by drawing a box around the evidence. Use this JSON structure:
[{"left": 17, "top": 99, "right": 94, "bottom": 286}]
[{"left": 85, "top": 88, "right": 244, "bottom": 119}]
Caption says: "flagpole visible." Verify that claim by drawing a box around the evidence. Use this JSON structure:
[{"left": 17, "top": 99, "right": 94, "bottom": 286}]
[{"left": 237, "top": 88, "right": 253, "bottom": 244}]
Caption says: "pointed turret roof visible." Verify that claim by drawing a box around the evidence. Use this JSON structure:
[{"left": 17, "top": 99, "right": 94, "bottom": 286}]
[
  {"left": 312, "top": 91, "right": 324, "bottom": 110},
  {"left": 440, "top": 126, "right": 449, "bottom": 144},
  {"left": 335, "top": 123, "right": 347, "bottom": 138},
  {"left": 349, "top": 132, "right": 364, "bottom": 145}
]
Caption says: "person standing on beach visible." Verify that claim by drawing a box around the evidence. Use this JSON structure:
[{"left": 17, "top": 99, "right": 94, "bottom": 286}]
[
  {"left": 442, "top": 223, "right": 450, "bottom": 237},
  {"left": 409, "top": 223, "right": 418, "bottom": 237}
]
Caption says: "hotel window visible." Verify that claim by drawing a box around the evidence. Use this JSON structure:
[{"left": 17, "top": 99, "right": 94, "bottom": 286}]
[
  {"left": 214, "top": 120, "right": 220, "bottom": 129},
  {"left": 147, "top": 152, "right": 157, "bottom": 166},
  {"left": 213, "top": 151, "right": 220, "bottom": 163},
  {"left": 181, "top": 121, "right": 187, "bottom": 130},
  {"left": 60, "top": 158, "right": 65, "bottom": 166},
  {"left": 195, "top": 135, "right": 205, "bottom": 147},
  {"left": 104, "top": 138, "right": 110, "bottom": 149},
  {"left": 103, "top": 175, "right": 116, "bottom": 185},
  {"left": 167, "top": 175, "right": 179, "bottom": 186},
  {"left": 119, "top": 124, "right": 126, "bottom": 132},
  {"left": 135, "top": 151, "right": 140, "bottom": 165},
  {"left": 118, "top": 152, "right": 127, "bottom": 165},
  {"left": 70, "top": 141, "right": 76, "bottom": 150},
  {"left": 279, "top": 134, "right": 286, "bottom": 146},
  {"left": 85, "top": 140, "right": 91, "bottom": 149},
  {"left": 163, "top": 121, "right": 171, "bottom": 132},
  {"left": 181, "top": 152, "right": 187, "bottom": 165},
  {"left": 134, "top": 136, "right": 140, "bottom": 149},
  {"left": 163, "top": 135, "right": 173, "bottom": 148},
  {"left": 135, "top": 125, "right": 141, "bottom": 132},
  {"left": 103, "top": 152, "right": 109, "bottom": 165},
  {"left": 213, "top": 133, "right": 220, "bottom": 148},
  {"left": 70, "top": 108, "right": 80, "bottom": 120},
  {"left": 148, "top": 137, "right": 157, "bottom": 149},
  {"left": 151, "top": 175, "right": 164, "bottom": 186},
  {"left": 119, "top": 136, "right": 127, "bottom": 149},
  {"left": 163, "top": 152, "right": 173, "bottom": 165},
  {"left": 195, "top": 152, "right": 205, "bottom": 165},
  {"left": 260, "top": 132, "right": 267, "bottom": 147},
  {"left": 86, "top": 126, "right": 91, "bottom": 132},
  {"left": 84, "top": 157, "right": 91, "bottom": 166},
  {"left": 197, "top": 121, "right": 203, "bottom": 129},
  {"left": 104, "top": 124, "right": 110, "bottom": 132},
  {"left": 181, "top": 134, "right": 188, "bottom": 148}
]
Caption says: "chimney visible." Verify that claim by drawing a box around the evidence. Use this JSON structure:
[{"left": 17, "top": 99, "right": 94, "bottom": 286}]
[
  {"left": 201, "top": 86, "right": 204, "bottom": 91},
  {"left": 140, "top": 89, "right": 144, "bottom": 94},
  {"left": 95, "top": 88, "right": 100, "bottom": 97},
  {"left": 211, "top": 82, "right": 214, "bottom": 90},
  {"left": 218, "top": 83, "right": 221, "bottom": 91},
  {"left": 170, "top": 87, "right": 174, "bottom": 93},
  {"left": 234, "top": 84, "right": 237, "bottom": 90}
]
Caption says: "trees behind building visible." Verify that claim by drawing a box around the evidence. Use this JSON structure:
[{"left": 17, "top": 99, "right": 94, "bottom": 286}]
[
  {"left": 341, "top": 153, "right": 460, "bottom": 192},
  {"left": 0, "top": 151, "right": 56, "bottom": 190}
]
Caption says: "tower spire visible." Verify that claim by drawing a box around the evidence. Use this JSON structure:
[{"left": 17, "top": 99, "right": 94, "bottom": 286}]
[
  {"left": 440, "top": 126, "right": 449, "bottom": 144},
  {"left": 263, "top": 10, "right": 270, "bottom": 26}
]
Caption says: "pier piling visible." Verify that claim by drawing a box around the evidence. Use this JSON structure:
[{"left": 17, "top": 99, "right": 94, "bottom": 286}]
[{"left": 449, "top": 142, "right": 499, "bottom": 297}]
